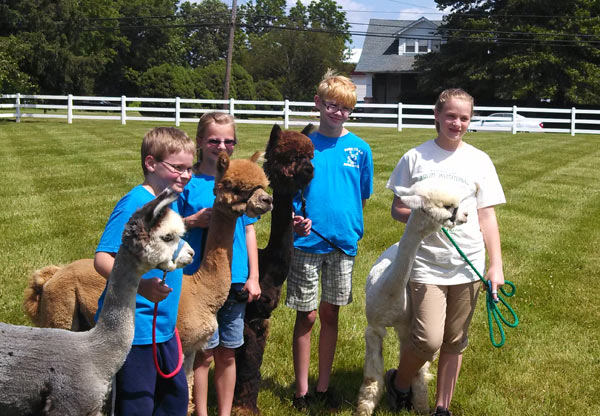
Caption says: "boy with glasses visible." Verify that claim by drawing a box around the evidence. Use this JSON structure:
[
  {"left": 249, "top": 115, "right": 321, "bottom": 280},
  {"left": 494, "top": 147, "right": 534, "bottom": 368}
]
[
  {"left": 287, "top": 69, "right": 374, "bottom": 410},
  {"left": 94, "top": 127, "right": 195, "bottom": 415}
]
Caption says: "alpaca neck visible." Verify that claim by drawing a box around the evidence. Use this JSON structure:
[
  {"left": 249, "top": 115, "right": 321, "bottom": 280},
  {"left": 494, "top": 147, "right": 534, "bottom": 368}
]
[
  {"left": 264, "top": 190, "right": 294, "bottom": 266},
  {"left": 384, "top": 209, "right": 437, "bottom": 293},
  {"left": 192, "top": 204, "right": 237, "bottom": 303},
  {"left": 90, "top": 247, "right": 145, "bottom": 377}
]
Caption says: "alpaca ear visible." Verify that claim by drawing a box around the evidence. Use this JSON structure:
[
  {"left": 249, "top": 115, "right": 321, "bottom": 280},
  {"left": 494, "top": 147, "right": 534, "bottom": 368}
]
[
  {"left": 301, "top": 123, "right": 315, "bottom": 136},
  {"left": 266, "top": 124, "right": 282, "bottom": 155},
  {"left": 250, "top": 151, "right": 262, "bottom": 163},
  {"left": 151, "top": 188, "right": 178, "bottom": 220},
  {"left": 399, "top": 194, "right": 424, "bottom": 210},
  {"left": 216, "top": 152, "right": 230, "bottom": 179}
]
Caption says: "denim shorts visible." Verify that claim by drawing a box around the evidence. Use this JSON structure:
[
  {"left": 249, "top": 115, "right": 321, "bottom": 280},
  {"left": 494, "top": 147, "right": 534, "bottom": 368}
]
[{"left": 205, "top": 283, "right": 246, "bottom": 350}]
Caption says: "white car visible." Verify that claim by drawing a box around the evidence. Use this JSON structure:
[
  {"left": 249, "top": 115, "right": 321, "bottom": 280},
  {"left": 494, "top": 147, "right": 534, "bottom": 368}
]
[{"left": 469, "top": 113, "right": 544, "bottom": 132}]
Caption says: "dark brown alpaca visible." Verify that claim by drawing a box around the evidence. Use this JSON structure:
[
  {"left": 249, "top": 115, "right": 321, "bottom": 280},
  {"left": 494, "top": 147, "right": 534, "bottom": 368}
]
[{"left": 233, "top": 124, "right": 314, "bottom": 415}]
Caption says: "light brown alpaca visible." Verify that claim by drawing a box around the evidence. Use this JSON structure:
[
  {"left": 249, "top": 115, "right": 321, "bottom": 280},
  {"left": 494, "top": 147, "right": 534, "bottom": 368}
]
[{"left": 21, "top": 152, "right": 272, "bottom": 414}]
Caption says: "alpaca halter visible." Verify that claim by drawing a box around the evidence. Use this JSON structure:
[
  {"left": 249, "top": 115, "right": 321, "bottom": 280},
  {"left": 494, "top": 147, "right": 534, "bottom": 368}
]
[
  {"left": 442, "top": 228, "right": 519, "bottom": 348},
  {"left": 152, "top": 237, "right": 187, "bottom": 378}
]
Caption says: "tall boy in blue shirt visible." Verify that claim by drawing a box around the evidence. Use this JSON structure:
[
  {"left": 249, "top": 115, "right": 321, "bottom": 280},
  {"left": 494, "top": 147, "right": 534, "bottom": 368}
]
[
  {"left": 287, "top": 70, "right": 374, "bottom": 409},
  {"left": 94, "top": 127, "right": 195, "bottom": 415}
]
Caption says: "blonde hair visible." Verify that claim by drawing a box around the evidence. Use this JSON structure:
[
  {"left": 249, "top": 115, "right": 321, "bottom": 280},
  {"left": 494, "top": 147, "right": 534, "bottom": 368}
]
[
  {"left": 194, "top": 112, "right": 237, "bottom": 165},
  {"left": 434, "top": 88, "right": 474, "bottom": 132},
  {"left": 141, "top": 127, "right": 195, "bottom": 176},
  {"left": 316, "top": 68, "right": 357, "bottom": 109}
]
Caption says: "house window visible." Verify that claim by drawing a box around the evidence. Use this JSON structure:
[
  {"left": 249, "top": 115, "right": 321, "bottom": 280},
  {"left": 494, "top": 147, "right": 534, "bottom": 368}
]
[{"left": 402, "top": 39, "right": 438, "bottom": 55}]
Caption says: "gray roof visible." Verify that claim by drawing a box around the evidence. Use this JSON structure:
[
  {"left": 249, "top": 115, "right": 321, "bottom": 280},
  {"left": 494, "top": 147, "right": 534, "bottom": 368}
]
[{"left": 355, "top": 18, "right": 442, "bottom": 73}]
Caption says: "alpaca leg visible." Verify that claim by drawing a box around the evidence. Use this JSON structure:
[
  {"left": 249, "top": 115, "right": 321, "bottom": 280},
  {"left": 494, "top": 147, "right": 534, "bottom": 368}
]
[
  {"left": 183, "top": 351, "right": 197, "bottom": 416},
  {"left": 411, "top": 361, "right": 432, "bottom": 414},
  {"left": 233, "top": 320, "right": 268, "bottom": 415},
  {"left": 355, "top": 325, "right": 386, "bottom": 416}
]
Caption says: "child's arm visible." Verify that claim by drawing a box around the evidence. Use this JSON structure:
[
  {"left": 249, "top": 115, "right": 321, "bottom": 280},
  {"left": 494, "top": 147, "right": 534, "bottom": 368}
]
[
  {"left": 391, "top": 195, "right": 411, "bottom": 224},
  {"left": 183, "top": 207, "right": 212, "bottom": 229},
  {"left": 243, "top": 224, "right": 261, "bottom": 302},
  {"left": 94, "top": 251, "right": 115, "bottom": 279},
  {"left": 479, "top": 206, "right": 505, "bottom": 298}
]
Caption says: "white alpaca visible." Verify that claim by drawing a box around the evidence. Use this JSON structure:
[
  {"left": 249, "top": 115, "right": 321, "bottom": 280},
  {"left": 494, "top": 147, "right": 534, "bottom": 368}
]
[
  {"left": 355, "top": 180, "right": 469, "bottom": 416},
  {"left": 0, "top": 188, "right": 194, "bottom": 416}
]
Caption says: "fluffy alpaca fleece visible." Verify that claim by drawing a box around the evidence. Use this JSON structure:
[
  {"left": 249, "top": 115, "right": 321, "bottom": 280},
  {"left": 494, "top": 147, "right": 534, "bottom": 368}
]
[
  {"left": 355, "top": 180, "right": 469, "bottom": 416},
  {"left": 232, "top": 124, "right": 314, "bottom": 415},
  {"left": 0, "top": 188, "right": 194, "bottom": 416},
  {"left": 20, "top": 154, "right": 273, "bottom": 415}
]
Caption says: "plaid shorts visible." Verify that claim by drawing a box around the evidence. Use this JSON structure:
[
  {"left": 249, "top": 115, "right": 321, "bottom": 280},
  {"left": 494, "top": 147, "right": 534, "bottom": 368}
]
[{"left": 285, "top": 248, "right": 355, "bottom": 312}]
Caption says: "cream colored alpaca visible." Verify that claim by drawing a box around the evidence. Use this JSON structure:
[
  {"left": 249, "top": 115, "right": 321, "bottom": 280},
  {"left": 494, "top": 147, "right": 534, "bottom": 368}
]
[
  {"left": 355, "top": 180, "right": 469, "bottom": 416},
  {"left": 0, "top": 188, "right": 194, "bottom": 416}
]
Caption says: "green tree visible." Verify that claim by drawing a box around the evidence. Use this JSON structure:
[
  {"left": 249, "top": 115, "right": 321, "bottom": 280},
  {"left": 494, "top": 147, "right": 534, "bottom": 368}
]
[
  {"left": 195, "top": 60, "right": 256, "bottom": 100},
  {"left": 416, "top": 0, "right": 600, "bottom": 106},
  {"left": 0, "top": 37, "right": 37, "bottom": 94},
  {"left": 178, "top": 0, "right": 231, "bottom": 68},
  {"left": 239, "top": 0, "right": 350, "bottom": 100}
]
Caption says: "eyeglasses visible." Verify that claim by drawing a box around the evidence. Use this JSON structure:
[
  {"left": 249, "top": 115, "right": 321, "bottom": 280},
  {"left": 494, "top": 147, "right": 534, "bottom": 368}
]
[
  {"left": 324, "top": 102, "right": 353, "bottom": 116},
  {"left": 207, "top": 138, "right": 236, "bottom": 148},
  {"left": 159, "top": 160, "right": 193, "bottom": 176}
]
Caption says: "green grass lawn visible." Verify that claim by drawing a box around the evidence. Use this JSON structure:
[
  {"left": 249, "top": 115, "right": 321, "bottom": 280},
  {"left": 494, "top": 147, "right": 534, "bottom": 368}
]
[{"left": 0, "top": 119, "right": 599, "bottom": 416}]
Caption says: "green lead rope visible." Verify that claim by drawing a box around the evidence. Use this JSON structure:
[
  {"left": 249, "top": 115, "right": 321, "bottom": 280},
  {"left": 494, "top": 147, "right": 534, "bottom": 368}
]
[{"left": 441, "top": 228, "right": 519, "bottom": 348}]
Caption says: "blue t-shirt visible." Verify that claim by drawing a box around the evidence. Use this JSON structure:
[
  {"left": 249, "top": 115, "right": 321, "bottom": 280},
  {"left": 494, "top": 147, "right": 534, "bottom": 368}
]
[
  {"left": 293, "top": 131, "right": 374, "bottom": 256},
  {"left": 95, "top": 185, "right": 183, "bottom": 345},
  {"left": 177, "top": 173, "right": 256, "bottom": 283}
]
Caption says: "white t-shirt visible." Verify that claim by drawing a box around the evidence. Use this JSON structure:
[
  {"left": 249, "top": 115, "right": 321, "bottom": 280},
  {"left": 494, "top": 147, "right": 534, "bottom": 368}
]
[{"left": 386, "top": 139, "right": 505, "bottom": 285}]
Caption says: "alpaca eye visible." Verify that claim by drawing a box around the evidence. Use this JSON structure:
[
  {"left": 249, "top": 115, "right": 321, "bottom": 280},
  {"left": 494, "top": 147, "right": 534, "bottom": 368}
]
[
  {"left": 162, "top": 234, "right": 175, "bottom": 242},
  {"left": 443, "top": 205, "right": 454, "bottom": 210}
]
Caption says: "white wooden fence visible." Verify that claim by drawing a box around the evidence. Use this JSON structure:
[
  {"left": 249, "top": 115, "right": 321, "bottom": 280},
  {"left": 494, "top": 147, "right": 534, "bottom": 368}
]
[{"left": 2, "top": 93, "right": 600, "bottom": 136}]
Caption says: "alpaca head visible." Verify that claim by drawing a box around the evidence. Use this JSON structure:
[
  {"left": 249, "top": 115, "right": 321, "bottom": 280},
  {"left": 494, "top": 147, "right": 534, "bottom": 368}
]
[
  {"left": 263, "top": 124, "right": 314, "bottom": 192},
  {"left": 122, "top": 188, "right": 195, "bottom": 272},
  {"left": 393, "top": 179, "right": 469, "bottom": 229},
  {"left": 213, "top": 152, "right": 273, "bottom": 218}
]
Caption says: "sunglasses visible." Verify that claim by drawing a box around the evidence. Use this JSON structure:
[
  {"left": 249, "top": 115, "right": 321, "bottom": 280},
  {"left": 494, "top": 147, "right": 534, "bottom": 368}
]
[
  {"left": 207, "top": 138, "right": 236, "bottom": 148},
  {"left": 324, "top": 101, "right": 353, "bottom": 116}
]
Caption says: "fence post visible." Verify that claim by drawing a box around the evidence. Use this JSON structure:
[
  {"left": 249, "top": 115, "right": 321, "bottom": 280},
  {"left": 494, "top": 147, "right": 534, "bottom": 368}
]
[
  {"left": 570, "top": 107, "right": 576, "bottom": 136},
  {"left": 229, "top": 98, "right": 235, "bottom": 116},
  {"left": 512, "top": 105, "right": 517, "bottom": 134},
  {"left": 284, "top": 99, "right": 289, "bottom": 129},
  {"left": 397, "top": 102, "right": 403, "bottom": 132},
  {"left": 175, "top": 97, "right": 181, "bottom": 127},
  {"left": 68, "top": 94, "right": 73, "bottom": 124},
  {"left": 121, "top": 95, "right": 127, "bottom": 125},
  {"left": 15, "top": 93, "right": 21, "bottom": 123}
]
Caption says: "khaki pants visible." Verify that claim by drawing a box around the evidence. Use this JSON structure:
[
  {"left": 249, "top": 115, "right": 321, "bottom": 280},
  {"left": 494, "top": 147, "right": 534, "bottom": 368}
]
[{"left": 407, "top": 281, "right": 480, "bottom": 361}]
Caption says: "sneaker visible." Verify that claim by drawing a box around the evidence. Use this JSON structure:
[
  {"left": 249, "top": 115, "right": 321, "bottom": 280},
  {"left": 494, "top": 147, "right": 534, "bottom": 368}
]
[
  {"left": 384, "top": 369, "right": 412, "bottom": 411},
  {"left": 292, "top": 394, "right": 311, "bottom": 411},
  {"left": 432, "top": 406, "right": 452, "bottom": 416},
  {"left": 314, "top": 388, "right": 341, "bottom": 409}
]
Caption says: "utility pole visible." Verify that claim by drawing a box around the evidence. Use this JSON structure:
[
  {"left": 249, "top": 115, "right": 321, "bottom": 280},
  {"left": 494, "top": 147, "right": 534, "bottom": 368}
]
[{"left": 223, "top": 0, "right": 237, "bottom": 101}]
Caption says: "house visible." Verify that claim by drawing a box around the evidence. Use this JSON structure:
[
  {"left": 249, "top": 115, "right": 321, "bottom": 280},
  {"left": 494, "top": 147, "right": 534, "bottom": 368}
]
[{"left": 353, "top": 17, "right": 442, "bottom": 104}]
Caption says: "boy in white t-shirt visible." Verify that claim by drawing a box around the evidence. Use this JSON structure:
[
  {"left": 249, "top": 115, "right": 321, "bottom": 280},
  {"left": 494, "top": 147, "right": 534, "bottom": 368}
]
[{"left": 385, "top": 88, "right": 505, "bottom": 416}]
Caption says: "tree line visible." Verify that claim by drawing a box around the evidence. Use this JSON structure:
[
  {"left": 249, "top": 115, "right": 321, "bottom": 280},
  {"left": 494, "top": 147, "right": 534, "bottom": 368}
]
[
  {"left": 0, "top": 0, "right": 352, "bottom": 102},
  {"left": 2, "top": 0, "right": 600, "bottom": 107}
]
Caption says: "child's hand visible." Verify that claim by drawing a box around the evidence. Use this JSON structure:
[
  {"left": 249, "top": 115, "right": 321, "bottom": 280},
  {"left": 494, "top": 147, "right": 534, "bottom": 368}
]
[
  {"left": 293, "top": 215, "right": 312, "bottom": 236},
  {"left": 485, "top": 265, "right": 505, "bottom": 302},
  {"left": 138, "top": 277, "right": 173, "bottom": 303},
  {"left": 243, "top": 278, "right": 261, "bottom": 303},
  {"left": 186, "top": 208, "right": 212, "bottom": 229}
]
